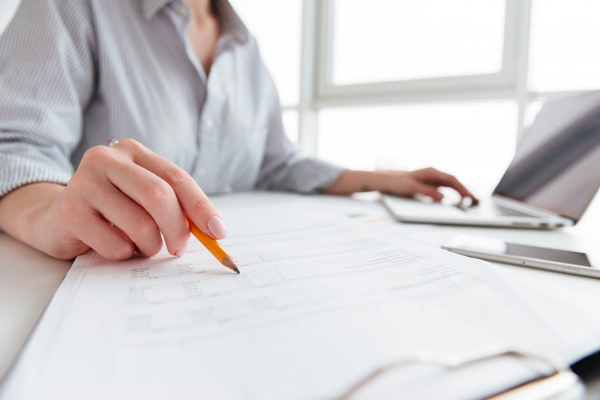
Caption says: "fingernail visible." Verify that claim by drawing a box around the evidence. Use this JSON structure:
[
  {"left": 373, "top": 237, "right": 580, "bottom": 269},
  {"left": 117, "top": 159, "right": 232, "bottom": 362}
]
[
  {"left": 207, "top": 215, "right": 228, "bottom": 239},
  {"left": 175, "top": 245, "right": 188, "bottom": 257}
]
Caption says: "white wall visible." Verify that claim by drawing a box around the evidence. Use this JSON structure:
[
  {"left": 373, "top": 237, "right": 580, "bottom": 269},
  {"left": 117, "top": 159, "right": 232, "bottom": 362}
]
[{"left": 0, "top": 0, "right": 21, "bottom": 36}]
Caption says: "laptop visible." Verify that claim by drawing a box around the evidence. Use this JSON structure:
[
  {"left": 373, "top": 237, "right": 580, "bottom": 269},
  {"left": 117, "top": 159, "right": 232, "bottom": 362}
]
[{"left": 382, "top": 92, "right": 600, "bottom": 229}]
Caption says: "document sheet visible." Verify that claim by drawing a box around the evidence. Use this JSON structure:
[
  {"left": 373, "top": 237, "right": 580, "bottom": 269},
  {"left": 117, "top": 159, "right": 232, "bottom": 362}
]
[{"left": 2, "top": 201, "right": 593, "bottom": 399}]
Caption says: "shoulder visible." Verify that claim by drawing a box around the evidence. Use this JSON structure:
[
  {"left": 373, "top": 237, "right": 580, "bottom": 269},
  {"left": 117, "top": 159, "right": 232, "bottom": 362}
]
[
  {"left": 3, "top": 0, "right": 96, "bottom": 44},
  {"left": 12, "top": 0, "right": 94, "bottom": 23},
  {"left": 236, "top": 33, "right": 277, "bottom": 90},
  {"left": 7, "top": 0, "right": 144, "bottom": 35},
  {"left": 0, "top": 0, "right": 98, "bottom": 81}
]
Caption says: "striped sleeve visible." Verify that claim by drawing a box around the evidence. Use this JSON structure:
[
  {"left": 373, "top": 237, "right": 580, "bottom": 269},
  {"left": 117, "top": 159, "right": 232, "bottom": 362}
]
[
  {"left": 255, "top": 89, "right": 346, "bottom": 193},
  {"left": 253, "top": 40, "right": 346, "bottom": 194},
  {"left": 0, "top": 0, "right": 96, "bottom": 197}
]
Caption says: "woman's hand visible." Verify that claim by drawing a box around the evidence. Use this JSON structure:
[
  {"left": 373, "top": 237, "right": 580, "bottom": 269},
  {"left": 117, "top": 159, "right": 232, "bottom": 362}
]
[
  {"left": 326, "top": 168, "right": 479, "bottom": 204},
  {"left": 0, "top": 139, "right": 226, "bottom": 261}
]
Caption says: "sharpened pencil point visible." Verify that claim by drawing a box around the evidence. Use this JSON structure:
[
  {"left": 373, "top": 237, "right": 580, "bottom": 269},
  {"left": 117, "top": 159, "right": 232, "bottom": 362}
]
[{"left": 222, "top": 256, "right": 240, "bottom": 274}]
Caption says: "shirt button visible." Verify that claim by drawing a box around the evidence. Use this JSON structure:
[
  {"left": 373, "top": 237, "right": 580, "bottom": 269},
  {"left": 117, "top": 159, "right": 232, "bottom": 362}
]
[
  {"left": 205, "top": 118, "right": 214, "bottom": 129},
  {"left": 198, "top": 168, "right": 206, "bottom": 176}
]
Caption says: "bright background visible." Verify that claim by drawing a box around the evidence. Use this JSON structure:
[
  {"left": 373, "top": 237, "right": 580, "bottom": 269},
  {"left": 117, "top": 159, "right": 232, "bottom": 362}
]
[
  {"left": 5, "top": 0, "right": 598, "bottom": 194},
  {"left": 231, "top": 0, "right": 600, "bottom": 195}
]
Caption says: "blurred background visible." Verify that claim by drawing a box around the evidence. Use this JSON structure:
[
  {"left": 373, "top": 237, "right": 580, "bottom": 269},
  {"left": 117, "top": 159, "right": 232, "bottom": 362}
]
[
  {"left": 2, "top": 0, "right": 599, "bottom": 195},
  {"left": 230, "top": 0, "right": 600, "bottom": 194}
]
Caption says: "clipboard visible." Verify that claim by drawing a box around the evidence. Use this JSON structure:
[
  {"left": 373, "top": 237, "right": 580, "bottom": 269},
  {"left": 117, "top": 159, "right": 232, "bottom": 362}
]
[
  {"left": 4, "top": 201, "right": 597, "bottom": 399},
  {"left": 337, "top": 349, "right": 586, "bottom": 400}
]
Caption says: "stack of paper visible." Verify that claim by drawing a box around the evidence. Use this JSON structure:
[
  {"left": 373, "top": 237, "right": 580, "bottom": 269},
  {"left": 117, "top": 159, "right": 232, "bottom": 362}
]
[{"left": 2, "top": 201, "right": 597, "bottom": 399}]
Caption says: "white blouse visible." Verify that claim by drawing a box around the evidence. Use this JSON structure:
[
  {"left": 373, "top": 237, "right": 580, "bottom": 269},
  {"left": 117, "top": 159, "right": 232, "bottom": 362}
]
[{"left": 0, "top": 0, "right": 345, "bottom": 197}]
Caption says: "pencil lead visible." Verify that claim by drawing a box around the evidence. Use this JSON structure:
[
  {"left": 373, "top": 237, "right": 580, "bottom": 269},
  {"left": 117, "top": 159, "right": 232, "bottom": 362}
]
[{"left": 222, "top": 256, "right": 240, "bottom": 274}]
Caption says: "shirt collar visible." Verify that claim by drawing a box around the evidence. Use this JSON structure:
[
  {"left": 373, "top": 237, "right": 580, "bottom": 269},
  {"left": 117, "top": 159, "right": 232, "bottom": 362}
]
[
  {"left": 141, "top": 0, "right": 249, "bottom": 44},
  {"left": 141, "top": 0, "right": 171, "bottom": 20},
  {"left": 215, "top": 0, "right": 249, "bottom": 44}
]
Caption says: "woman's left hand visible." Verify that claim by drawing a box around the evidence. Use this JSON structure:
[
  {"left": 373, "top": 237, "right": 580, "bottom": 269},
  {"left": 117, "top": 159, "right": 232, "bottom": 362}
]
[{"left": 326, "top": 168, "right": 479, "bottom": 204}]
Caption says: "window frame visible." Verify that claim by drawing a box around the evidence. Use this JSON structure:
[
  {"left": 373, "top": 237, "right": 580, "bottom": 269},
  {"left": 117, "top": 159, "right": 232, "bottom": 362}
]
[
  {"left": 295, "top": 0, "right": 596, "bottom": 157},
  {"left": 314, "top": 0, "right": 520, "bottom": 105}
]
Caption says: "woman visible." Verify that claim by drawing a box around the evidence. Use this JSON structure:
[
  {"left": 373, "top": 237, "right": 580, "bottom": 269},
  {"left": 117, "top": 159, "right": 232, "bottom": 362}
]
[{"left": 0, "top": 0, "right": 476, "bottom": 261}]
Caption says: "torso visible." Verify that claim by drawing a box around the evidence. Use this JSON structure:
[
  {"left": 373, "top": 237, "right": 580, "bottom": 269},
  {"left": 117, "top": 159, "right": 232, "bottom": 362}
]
[{"left": 65, "top": 0, "right": 277, "bottom": 194}]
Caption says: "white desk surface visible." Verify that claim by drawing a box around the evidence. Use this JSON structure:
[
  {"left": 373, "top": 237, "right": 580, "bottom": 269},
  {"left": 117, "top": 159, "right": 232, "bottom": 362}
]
[
  {"left": 1, "top": 191, "right": 599, "bottom": 397},
  {"left": 0, "top": 235, "right": 71, "bottom": 381}
]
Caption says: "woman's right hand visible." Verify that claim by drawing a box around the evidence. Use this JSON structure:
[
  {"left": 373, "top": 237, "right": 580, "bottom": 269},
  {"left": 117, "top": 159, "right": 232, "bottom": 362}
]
[{"left": 0, "top": 139, "right": 227, "bottom": 261}]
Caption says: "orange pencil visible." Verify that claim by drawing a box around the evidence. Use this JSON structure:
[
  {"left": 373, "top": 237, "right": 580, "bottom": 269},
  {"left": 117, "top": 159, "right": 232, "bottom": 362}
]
[{"left": 185, "top": 215, "right": 240, "bottom": 274}]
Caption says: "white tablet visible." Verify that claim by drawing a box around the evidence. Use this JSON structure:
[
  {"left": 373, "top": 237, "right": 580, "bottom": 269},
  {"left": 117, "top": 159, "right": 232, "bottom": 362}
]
[{"left": 442, "top": 234, "right": 600, "bottom": 279}]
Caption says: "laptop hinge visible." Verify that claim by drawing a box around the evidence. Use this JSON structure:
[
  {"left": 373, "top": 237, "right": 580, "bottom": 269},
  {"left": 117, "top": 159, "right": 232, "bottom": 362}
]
[{"left": 491, "top": 195, "right": 571, "bottom": 220}]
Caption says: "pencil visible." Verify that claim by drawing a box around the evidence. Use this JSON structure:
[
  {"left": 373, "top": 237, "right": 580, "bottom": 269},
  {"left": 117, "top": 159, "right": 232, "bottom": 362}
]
[{"left": 184, "top": 214, "right": 240, "bottom": 274}]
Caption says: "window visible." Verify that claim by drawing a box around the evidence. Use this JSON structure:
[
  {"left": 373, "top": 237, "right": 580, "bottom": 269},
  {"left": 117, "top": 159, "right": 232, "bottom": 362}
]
[
  {"left": 331, "top": 0, "right": 506, "bottom": 85},
  {"left": 229, "top": 0, "right": 302, "bottom": 142},
  {"left": 229, "top": 0, "right": 302, "bottom": 106},
  {"left": 318, "top": 102, "right": 518, "bottom": 193},
  {"left": 528, "top": 0, "right": 600, "bottom": 92},
  {"left": 232, "top": 0, "right": 600, "bottom": 187},
  {"left": 317, "top": 0, "right": 518, "bottom": 102},
  {"left": 282, "top": 110, "right": 299, "bottom": 143}
]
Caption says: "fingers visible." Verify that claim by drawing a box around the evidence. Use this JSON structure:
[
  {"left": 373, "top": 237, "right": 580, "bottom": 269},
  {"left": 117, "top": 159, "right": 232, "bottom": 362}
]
[
  {"left": 118, "top": 139, "right": 226, "bottom": 240},
  {"left": 75, "top": 139, "right": 224, "bottom": 259},
  {"left": 413, "top": 167, "right": 479, "bottom": 203},
  {"left": 105, "top": 160, "right": 191, "bottom": 256},
  {"left": 90, "top": 183, "right": 164, "bottom": 257},
  {"left": 74, "top": 213, "right": 136, "bottom": 261},
  {"left": 411, "top": 182, "right": 444, "bottom": 201}
]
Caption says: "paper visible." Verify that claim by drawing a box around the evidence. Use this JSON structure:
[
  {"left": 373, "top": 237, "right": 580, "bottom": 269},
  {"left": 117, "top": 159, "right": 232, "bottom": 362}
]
[
  {"left": 386, "top": 218, "right": 600, "bottom": 362},
  {"left": 1, "top": 201, "right": 586, "bottom": 399}
]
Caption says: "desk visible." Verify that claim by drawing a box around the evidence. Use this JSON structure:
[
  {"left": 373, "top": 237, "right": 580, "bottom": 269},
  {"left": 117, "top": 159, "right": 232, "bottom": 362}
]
[
  {"left": 1, "top": 191, "right": 599, "bottom": 397},
  {"left": 0, "top": 235, "right": 70, "bottom": 381}
]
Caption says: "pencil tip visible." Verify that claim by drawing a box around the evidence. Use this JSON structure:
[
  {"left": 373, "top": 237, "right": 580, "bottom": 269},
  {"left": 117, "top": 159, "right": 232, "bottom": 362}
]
[{"left": 222, "top": 256, "right": 240, "bottom": 274}]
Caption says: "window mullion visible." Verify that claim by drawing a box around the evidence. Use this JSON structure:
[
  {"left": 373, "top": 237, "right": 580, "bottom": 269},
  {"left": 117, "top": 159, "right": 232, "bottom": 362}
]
[
  {"left": 298, "top": 0, "right": 320, "bottom": 155},
  {"left": 515, "top": 0, "right": 533, "bottom": 144}
]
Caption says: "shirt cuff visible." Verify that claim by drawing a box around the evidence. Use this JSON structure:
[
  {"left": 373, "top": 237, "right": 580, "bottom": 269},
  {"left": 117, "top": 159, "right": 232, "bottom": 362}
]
[
  {"left": 0, "top": 158, "right": 72, "bottom": 198},
  {"left": 285, "top": 157, "right": 347, "bottom": 194}
]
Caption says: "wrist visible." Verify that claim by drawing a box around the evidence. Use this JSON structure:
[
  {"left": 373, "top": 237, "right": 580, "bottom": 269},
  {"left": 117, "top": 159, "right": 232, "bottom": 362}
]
[
  {"left": 347, "top": 170, "right": 391, "bottom": 193},
  {"left": 362, "top": 171, "right": 390, "bottom": 192},
  {"left": 326, "top": 170, "right": 390, "bottom": 195},
  {"left": 0, "top": 183, "right": 64, "bottom": 251}
]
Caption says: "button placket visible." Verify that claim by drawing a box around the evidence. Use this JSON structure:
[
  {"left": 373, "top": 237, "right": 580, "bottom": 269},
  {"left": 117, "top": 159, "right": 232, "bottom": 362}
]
[{"left": 193, "top": 101, "right": 222, "bottom": 183}]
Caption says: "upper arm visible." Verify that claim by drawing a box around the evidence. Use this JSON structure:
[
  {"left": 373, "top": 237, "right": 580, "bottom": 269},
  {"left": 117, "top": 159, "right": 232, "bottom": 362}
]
[
  {"left": 1, "top": 0, "right": 97, "bottom": 132},
  {"left": 252, "top": 47, "right": 345, "bottom": 193},
  {"left": 0, "top": 0, "right": 97, "bottom": 196},
  {"left": 254, "top": 79, "right": 304, "bottom": 190},
  {"left": 255, "top": 76, "right": 345, "bottom": 193}
]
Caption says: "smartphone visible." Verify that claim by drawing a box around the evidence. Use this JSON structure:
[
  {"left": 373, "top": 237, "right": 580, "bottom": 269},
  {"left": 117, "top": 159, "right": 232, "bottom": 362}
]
[{"left": 442, "top": 234, "right": 600, "bottom": 279}]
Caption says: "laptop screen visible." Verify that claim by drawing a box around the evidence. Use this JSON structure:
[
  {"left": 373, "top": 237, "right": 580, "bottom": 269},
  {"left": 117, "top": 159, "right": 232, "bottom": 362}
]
[{"left": 493, "top": 92, "right": 600, "bottom": 221}]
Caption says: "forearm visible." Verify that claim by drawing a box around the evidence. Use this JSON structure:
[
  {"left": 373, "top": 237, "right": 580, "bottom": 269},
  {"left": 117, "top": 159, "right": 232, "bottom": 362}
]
[
  {"left": 258, "top": 154, "right": 347, "bottom": 194},
  {"left": 325, "top": 170, "right": 385, "bottom": 195},
  {"left": 2, "top": 140, "right": 230, "bottom": 262},
  {"left": 325, "top": 168, "right": 477, "bottom": 202},
  {"left": 0, "top": 183, "right": 65, "bottom": 254}
]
